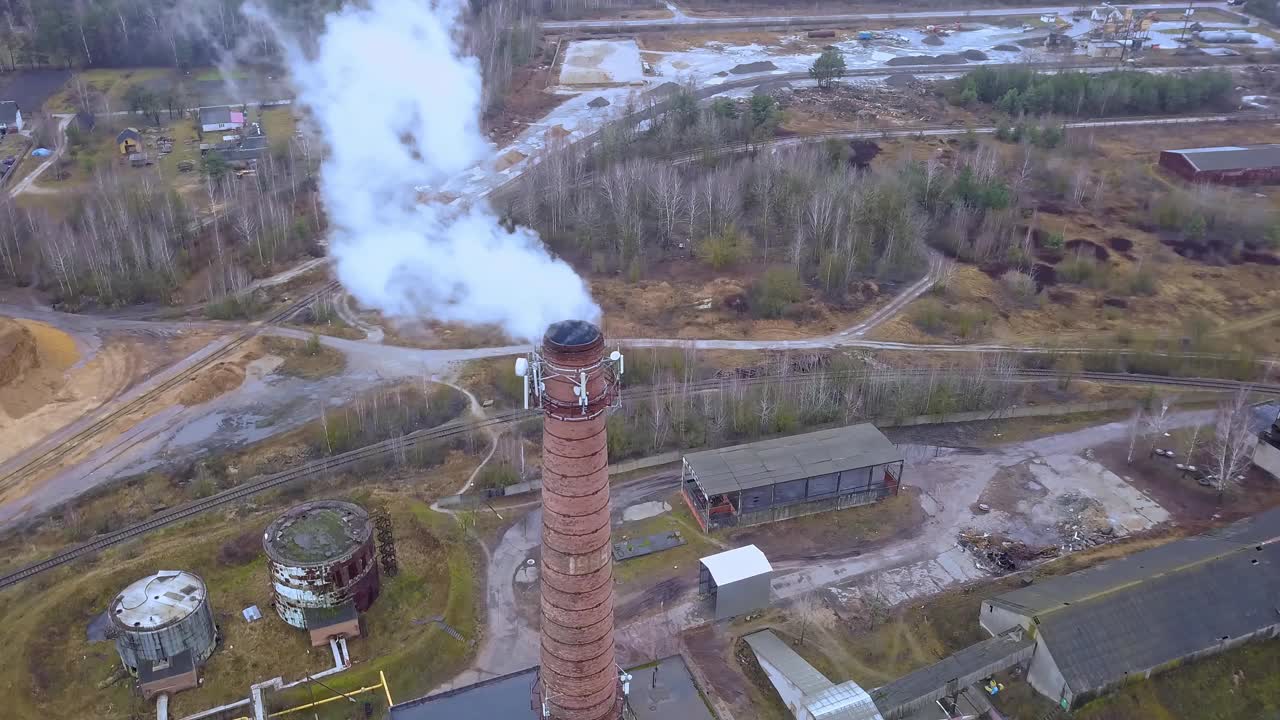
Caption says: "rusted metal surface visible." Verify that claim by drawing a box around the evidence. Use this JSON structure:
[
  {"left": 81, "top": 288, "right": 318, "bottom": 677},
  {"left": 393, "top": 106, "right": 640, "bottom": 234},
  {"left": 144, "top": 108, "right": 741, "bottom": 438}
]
[
  {"left": 263, "top": 500, "right": 381, "bottom": 630},
  {"left": 111, "top": 570, "right": 217, "bottom": 673},
  {"left": 539, "top": 320, "right": 621, "bottom": 720}
]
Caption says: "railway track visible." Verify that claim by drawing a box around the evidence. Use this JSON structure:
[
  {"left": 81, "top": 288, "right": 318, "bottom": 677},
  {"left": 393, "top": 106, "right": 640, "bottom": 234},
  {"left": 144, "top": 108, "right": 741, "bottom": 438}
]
[
  {"left": 2, "top": 366, "right": 1275, "bottom": 591},
  {"left": 0, "top": 280, "right": 342, "bottom": 492}
]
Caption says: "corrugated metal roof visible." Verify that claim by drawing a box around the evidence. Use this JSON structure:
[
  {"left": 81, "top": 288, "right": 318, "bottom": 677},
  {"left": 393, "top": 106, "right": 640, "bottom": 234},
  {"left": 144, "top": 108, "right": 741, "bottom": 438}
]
[
  {"left": 112, "top": 571, "right": 206, "bottom": 629},
  {"left": 1036, "top": 543, "right": 1280, "bottom": 693},
  {"left": 744, "top": 630, "right": 834, "bottom": 697},
  {"left": 1165, "top": 144, "right": 1280, "bottom": 172},
  {"left": 990, "top": 506, "right": 1280, "bottom": 616},
  {"left": 685, "top": 425, "right": 902, "bottom": 495},
  {"left": 700, "top": 545, "right": 773, "bottom": 586},
  {"left": 987, "top": 507, "right": 1280, "bottom": 694},
  {"left": 870, "top": 630, "right": 1033, "bottom": 714}
]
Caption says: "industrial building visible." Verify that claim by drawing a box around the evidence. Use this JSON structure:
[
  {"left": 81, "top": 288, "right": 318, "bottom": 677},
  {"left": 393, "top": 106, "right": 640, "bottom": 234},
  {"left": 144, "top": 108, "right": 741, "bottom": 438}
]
[
  {"left": 699, "top": 545, "right": 773, "bottom": 620},
  {"left": 681, "top": 425, "right": 903, "bottom": 530},
  {"left": 1158, "top": 144, "right": 1280, "bottom": 185},
  {"left": 388, "top": 656, "right": 715, "bottom": 720},
  {"left": 110, "top": 570, "right": 218, "bottom": 699},
  {"left": 263, "top": 499, "right": 380, "bottom": 646},
  {"left": 980, "top": 506, "right": 1280, "bottom": 709},
  {"left": 1252, "top": 406, "right": 1280, "bottom": 481}
]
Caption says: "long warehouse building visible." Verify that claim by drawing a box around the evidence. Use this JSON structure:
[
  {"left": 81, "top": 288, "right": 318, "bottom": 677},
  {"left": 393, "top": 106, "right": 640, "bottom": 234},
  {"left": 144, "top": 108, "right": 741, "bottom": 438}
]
[{"left": 681, "top": 424, "right": 903, "bottom": 530}]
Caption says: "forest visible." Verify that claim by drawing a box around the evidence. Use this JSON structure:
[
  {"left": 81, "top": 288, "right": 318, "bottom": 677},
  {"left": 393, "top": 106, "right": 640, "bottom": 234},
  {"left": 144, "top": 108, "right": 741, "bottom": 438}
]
[
  {"left": 0, "top": 148, "right": 321, "bottom": 310},
  {"left": 950, "top": 68, "right": 1236, "bottom": 116}
]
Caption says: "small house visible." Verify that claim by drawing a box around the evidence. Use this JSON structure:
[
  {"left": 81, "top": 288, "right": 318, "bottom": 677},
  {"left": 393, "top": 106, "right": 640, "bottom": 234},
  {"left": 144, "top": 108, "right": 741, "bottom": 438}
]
[
  {"left": 699, "top": 545, "right": 773, "bottom": 620},
  {"left": 0, "top": 101, "right": 22, "bottom": 134},
  {"left": 117, "top": 128, "right": 143, "bottom": 155},
  {"left": 199, "top": 106, "right": 245, "bottom": 134}
]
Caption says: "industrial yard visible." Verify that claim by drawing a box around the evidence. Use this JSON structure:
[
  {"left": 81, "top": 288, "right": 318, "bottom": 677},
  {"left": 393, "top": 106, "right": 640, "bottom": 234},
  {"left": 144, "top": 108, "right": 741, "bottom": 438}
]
[{"left": 1, "top": 0, "right": 1280, "bottom": 719}]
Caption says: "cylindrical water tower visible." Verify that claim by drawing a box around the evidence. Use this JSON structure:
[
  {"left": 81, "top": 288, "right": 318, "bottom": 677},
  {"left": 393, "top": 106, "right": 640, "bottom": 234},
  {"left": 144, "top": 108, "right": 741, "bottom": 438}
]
[
  {"left": 110, "top": 570, "right": 217, "bottom": 675},
  {"left": 263, "top": 500, "right": 380, "bottom": 639}
]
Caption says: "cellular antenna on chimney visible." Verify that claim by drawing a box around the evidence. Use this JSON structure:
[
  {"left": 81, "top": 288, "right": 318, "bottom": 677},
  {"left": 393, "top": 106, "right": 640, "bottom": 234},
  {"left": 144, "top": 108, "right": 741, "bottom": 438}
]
[{"left": 516, "top": 326, "right": 623, "bottom": 419}]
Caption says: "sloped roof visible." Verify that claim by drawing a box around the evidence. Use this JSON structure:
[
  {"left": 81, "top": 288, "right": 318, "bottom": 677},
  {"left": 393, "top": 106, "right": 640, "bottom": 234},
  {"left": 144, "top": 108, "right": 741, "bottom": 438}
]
[
  {"left": 117, "top": 128, "right": 142, "bottom": 144},
  {"left": 744, "top": 630, "right": 833, "bottom": 697},
  {"left": 700, "top": 544, "right": 772, "bottom": 586},
  {"left": 685, "top": 424, "right": 902, "bottom": 494},
  {"left": 1165, "top": 144, "right": 1280, "bottom": 172},
  {"left": 199, "top": 106, "right": 234, "bottom": 125},
  {"left": 988, "top": 507, "right": 1280, "bottom": 693},
  {"left": 871, "top": 629, "right": 1033, "bottom": 714}
]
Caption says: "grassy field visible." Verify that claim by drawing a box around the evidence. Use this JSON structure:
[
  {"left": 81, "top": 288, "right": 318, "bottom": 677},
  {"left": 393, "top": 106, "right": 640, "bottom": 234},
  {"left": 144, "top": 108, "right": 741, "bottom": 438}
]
[
  {"left": 43, "top": 68, "right": 171, "bottom": 114},
  {"left": 613, "top": 493, "right": 721, "bottom": 589},
  {"left": 0, "top": 487, "right": 480, "bottom": 720},
  {"left": 259, "top": 335, "right": 347, "bottom": 379}
]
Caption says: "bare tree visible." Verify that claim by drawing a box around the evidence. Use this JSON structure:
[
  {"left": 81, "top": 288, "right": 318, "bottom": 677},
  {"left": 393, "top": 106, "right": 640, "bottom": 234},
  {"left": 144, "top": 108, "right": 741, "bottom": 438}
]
[
  {"left": 1209, "top": 388, "right": 1256, "bottom": 495},
  {"left": 1144, "top": 396, "right": 1177, "bottom": 455},
  {"left": 1127, "top": 406, "right": 1145, "bottom": 463}
]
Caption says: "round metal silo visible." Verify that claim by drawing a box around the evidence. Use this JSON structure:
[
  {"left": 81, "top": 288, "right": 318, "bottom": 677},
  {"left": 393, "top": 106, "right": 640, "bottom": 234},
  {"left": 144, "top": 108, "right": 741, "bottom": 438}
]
[
  {"left": 262, "top": 500, "right": 381, "bottom": 630},
  {"left": 110, "top": 570, "right": 217, "bottom": 675}
]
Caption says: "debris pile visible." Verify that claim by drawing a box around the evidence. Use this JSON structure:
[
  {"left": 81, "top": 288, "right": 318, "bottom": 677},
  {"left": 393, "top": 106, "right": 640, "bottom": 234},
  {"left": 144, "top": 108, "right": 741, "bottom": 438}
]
[
  {"left": 1055, "top": 491, "right": 1117, "bottom": 551},
  {"left": 958, "top": 530, "right": 1059, "bottom": 575}
]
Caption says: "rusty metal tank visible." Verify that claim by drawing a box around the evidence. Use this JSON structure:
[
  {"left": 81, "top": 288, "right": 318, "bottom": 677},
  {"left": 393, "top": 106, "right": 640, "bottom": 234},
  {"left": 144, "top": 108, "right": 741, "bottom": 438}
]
[
  {"left": 110, "top": 570, "right": 217, "bottom": 674},
  {"left": 262, "top": 500, "right": 380, "bottom": 630},
  {"left": 538, "top": 320, "right": 622, "bottom": 720}
]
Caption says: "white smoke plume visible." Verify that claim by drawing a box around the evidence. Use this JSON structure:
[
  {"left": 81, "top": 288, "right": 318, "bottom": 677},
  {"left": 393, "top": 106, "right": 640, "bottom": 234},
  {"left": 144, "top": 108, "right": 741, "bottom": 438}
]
[{"left": 250, "top": 0, "right": 599, "bottom": 341}]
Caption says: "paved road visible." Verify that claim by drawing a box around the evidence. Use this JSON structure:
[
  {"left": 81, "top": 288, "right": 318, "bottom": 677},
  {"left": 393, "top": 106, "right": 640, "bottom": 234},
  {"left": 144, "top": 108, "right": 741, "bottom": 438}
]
[{"left": 544, "top": 0, "right": 1240, "bottom": 30}]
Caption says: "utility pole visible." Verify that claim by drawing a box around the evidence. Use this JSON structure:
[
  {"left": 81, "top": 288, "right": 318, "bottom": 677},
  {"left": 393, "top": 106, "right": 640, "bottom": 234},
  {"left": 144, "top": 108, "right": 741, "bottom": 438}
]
[{"left": 1180, "top": 0, "right": 1194, "bottom": 42}]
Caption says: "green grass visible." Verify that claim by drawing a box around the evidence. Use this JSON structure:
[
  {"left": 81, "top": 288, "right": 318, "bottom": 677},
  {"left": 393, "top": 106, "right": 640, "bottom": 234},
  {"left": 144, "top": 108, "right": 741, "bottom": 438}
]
[
  {"left": 1075, "top": 640, "right": 1280, "bottom": 720},
  {"left": 259, "top": 335, "right": 347, "bottom": 380},
  {"left": 612, "top": 494, "right": 718, "bottom": 587},
  {"left": 192, "top": 67, "right": 249, "bottom": 83},
  {"left": 0, "top": 493, "right": 481, "bottom": 720},
  {"left": 44, "top": 68, "right": 171, "bottom": 114}
]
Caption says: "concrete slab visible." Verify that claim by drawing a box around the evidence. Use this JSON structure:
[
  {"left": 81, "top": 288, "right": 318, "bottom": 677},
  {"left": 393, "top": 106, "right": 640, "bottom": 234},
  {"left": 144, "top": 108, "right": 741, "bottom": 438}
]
[{"left": 560, "top": 40, "right": 644, "bottom": 86}]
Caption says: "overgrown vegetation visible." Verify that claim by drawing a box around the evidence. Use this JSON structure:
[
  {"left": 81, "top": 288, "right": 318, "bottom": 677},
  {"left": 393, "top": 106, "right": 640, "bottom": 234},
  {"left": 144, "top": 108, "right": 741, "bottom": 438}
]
[
  {"left": 1147, "top": 185, "right": 1280, "bottom": 261},
  {"left": 606, "top": 358, "right": 1024, "bottom": 462},
  {"left": 312, "top": 384, "right": 469, "bottom": 456},
  {"left": 0, "top": 152, "right": 321, "bottom": 310},
  {"left": 950, "top": 68, "right": 1234, "bottom": 116},
  {"left": 515, "top": 107, "right": 928, "bottom": 314}
]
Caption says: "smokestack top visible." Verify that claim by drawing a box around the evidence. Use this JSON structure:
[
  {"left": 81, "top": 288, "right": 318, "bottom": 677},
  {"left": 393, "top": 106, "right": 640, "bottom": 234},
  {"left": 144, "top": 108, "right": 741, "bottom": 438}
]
[{"left": 544, "top": 320, "right": 603, "bottom": 354}]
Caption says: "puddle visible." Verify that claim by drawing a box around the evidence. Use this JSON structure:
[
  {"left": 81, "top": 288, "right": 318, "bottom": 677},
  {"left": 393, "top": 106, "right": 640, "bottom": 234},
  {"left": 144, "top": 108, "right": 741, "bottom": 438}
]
[{"left": 623, "top": 500, "right": 671, "bottom": 523}]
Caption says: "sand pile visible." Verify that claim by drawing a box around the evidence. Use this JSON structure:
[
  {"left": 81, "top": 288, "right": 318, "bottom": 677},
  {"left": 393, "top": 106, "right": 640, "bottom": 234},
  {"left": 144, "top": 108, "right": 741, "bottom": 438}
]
[
  {"left": 0, "top": 317, "right": 38, "bottom": 387},
  {"left": 179, "top": 362, "right": 247, "bottom": 406}
]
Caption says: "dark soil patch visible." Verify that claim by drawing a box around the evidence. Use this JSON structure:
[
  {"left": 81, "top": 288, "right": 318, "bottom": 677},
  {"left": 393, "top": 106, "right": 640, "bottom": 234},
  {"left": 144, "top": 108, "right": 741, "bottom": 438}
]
[
  {"left": 922, "top": 34, "right": 945, "bottom": 46},
  {"left": 1093, "top": 439, "right": 1280, "bottom": 525},
  {"left": 728, "top": 489, "right": 926, "bottom": 562},
  {"left": 1102, "top": 296, "right": 1128, "bottom": 308},
  {"left": 1106, "top": 236, "right": 1133, "bottom": 252},
  {"left": 1031, "top": 263, "right": 1058, "bottom": 289},
  {"left": 1066, "top": 238, "right": 1110, "bottom": 261},
  {"left": 961, "top": 49, "right": 989, "bottom": 61},
  {"left": 885, "top": 53, "right": 967, "bottom": 66},
  {"left": 993, "top": 43, "right": 1021, "bottom": 52},
  {"left": 1242, "top": 250, "right": 1280, "bottom": 265},
  {"left": 730, "top": 60, "right": 777, "bottom": 74},
  {"left": 1047, "top": 288, "right": 1076, "bottom": 305},
  {"left": 1016, "top": 36, "right": 1050, "bottom": 47},
  {"left": 884, "top": 73, "right": 918, "bottom": 87},
  {"left": 587, "top": 96, "right": 611, "bottom": 108},
  {"left": 1037, "top": 202, "right": 1065, "bottom": 215},
  {"left": 847, "top": 139, "right": 881, "bottom": 167}
]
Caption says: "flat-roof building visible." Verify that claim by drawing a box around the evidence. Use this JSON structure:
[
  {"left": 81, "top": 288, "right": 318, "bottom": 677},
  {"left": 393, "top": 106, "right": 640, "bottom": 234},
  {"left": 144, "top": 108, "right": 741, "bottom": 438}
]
[
  {"left": 980, "top": 506, "right": 1280, "bottom": 709},
  {"left": 1158, "top": 144, "right": 1280, "bottom": 185},
  {"left": 681, "top": 425, "right": 903, "bottom": 530}
]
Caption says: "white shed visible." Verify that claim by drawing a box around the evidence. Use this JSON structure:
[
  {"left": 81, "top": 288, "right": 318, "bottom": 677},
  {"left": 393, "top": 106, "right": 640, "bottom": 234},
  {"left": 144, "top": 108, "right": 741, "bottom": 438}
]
[{"left": 699, "top": 544, "right": 773, "bottom": 620}]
